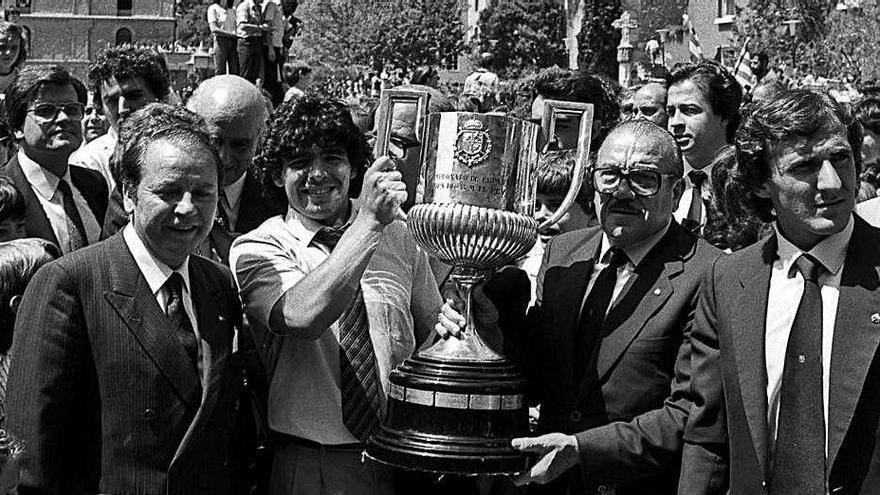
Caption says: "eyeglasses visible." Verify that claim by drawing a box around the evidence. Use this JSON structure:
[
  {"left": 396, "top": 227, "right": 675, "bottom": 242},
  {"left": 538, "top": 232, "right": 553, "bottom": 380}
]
[
  {"left": 387, "top": 136, "right": 420, "bottom": 160},
  {"left": 592, "top": 167, "right": 678, "bottom": 197},
  {"left": 27, "top": 102, "right": 85, "bottom": 122},
  {"left": 633, "top": 105, "right": 661, "bottom": 118}
]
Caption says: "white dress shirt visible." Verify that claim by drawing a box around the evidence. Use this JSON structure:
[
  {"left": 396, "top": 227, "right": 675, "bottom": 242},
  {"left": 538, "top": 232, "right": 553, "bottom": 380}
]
[
  {"left": 580, "top": 222, "right": 671, "bottom": 317},
  {"left": 673, "top": 162, "right": 714, "bottom": 225},
  {"left": 765, "top": 216, "right": 854, "bottom": 461},
  {"left": 69, "top": 126, "right": 116, "bottom": 194},
  {"left": 122, "top": 224, "right": 203, "bottom": 382},
  {"left": 18, "top": 150, "right": 101, "bottom": 253}
]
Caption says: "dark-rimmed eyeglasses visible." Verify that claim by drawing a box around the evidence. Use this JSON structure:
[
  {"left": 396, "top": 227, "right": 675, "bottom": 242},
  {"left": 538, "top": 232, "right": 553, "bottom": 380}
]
[
  {"left": 592, "top": 167, "right": 678, "bottom": 197},
  {"left": 27, "top": 102, "right": 85, "bottom": 122}
]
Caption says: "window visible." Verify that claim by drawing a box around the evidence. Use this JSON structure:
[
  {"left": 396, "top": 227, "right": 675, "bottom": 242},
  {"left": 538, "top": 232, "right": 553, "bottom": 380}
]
[
  {"left": 115, "top": 28, "right": 133, "bottom": 45},
  {"left": 117, "top": 0, "right": 132, "bottom": 15},
  {"left": 15, "top": 0, "right": 31, "bottom": 14},
  {"left": 717, "top": 0, "right": 735, "bottom": 18}
]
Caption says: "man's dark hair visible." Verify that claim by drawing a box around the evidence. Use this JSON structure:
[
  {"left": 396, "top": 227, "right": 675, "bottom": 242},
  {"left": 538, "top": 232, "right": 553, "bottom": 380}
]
[
  {"left": 6, "top": 65, "right": 88, "bottom": 132},
  {"left": 283, "top": 62, "right": 311, "bottom": 86},
  {"left": 0, "top": 22, "right": 26, "bottom": 72},
  {"left": 0, "top": 175, "right": 24, "bottom": 222},
  {"left": 534, "top": 67, "right": 606, "bottom": 118},
  {"left": 255, "top": 95, "right": 371, "bottom": 208},
  {"left": 855, "top": 96, "right": 880, "bottom": 135},
  {"left": 113, "top": 103, "right": 222, "bottom": 196},
  {"left": 410, "top": 65, "right": 437, "bottom": 86},
  {"left": 0, "top": 238, "right": 60, "bottom": 351},
  {"left": 667, "top": 60, "right": 743, "bottom": 143},
  {"left": 536, "top": 149, "right": 592, "bottom": 212},
  {"left": 88, "top": 45, "right": 171, "bottom": 111},
  {"left": 734, "top": 88, "right": 862, "bottom": 222}
]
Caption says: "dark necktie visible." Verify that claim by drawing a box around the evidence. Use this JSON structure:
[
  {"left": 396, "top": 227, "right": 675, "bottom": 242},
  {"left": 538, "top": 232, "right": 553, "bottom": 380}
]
[
  {"left": 56, "top": 179, "right": 88, "bottom": 251},
  {"left": 683, "top": 170, "right": 707, "bottom": 233},
  {"left": 313, "top": 226, "right": 384, "bottom": 443},
  {"left": 164, "top": 273, "right": 202, "bottom": 386},
  {"left": 574, "top": 247, "right": 629, "bottom": 382},
  {"left": 771, "top": 254, "right": 826, "bottom": 495}
]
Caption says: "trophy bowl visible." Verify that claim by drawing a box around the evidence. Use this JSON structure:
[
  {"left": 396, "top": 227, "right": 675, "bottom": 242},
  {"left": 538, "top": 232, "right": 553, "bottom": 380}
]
[{"left": 366, "top": 111, "right": 587, "bottom": 475}]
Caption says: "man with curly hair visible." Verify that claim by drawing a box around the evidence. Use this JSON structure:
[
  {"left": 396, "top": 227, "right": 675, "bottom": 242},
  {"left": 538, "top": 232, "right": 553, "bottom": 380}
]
[
  {"left": 680, "top": 89, "right": 880, "bottom": 494},
  {"left": 228, "top": 96, "right": 441, "bottom": 494}
]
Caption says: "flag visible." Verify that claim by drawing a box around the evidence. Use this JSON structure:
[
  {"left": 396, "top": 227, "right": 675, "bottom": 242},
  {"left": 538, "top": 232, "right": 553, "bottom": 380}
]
[
  {"left": 732, "top": 38, "right": 755, "bottom": 91},
  {"left": 688, "top": 25, "right": 703, "bottom": 61}
]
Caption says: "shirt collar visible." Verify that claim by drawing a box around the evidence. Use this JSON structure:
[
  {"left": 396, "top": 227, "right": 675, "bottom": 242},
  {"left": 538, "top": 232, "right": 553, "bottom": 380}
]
[
  {"left": 599, "top": 219, "right": 671, "bottom": 268},
  {"left": 223, "top": 171, "right": 248, "bottom": 208},
  {"left": 683, "top": 160, "right": 714, "bottom": 188},
  {"left": 284, "top": 199, "right": 358, "bottom": 246},
  {"left": 774, "top": 214, "right": 853, "bottom": 279},
  {"left": 17, "top": 149, "right": 68, "bottom": 201},
  {"left": 122, "top": 223, "right": 192, "bottom": 297}
]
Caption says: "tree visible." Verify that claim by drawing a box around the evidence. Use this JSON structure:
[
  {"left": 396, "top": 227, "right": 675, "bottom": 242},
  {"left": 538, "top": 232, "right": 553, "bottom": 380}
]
[
  {"left": 476, "top": 0, "right": 567, "bottom": 79},
  {"left": 292, "top": 0, "right": 463, "bottom": 71},
  {"left": 578, "top": 0, "right": 621, "bottom": 80},
  {"left": 176, "top": 0, "right": 212, "bottom": 48}
]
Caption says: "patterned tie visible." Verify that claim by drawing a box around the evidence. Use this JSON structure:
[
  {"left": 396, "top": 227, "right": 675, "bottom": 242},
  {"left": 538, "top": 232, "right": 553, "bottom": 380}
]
[
  {"left": 771, "top": 254, "right": 826, "bottom": 495},
  {"left": 56, "top": 179, "right": 87, "bottom": 251},
  {"left": 0, "top": 353, "right": 9, "bottom": 423},
  {"left": 574, "top": 247, "right": 629, "bottom": 383},
  {"left": 683, "top": 170, "right": 707, "bottom": 233},
  {"left": 164, "top": 273, "right": 202, "bottom": 385},
  {"left": 312, "top": 226, "right": 384, "bottom": 443}
]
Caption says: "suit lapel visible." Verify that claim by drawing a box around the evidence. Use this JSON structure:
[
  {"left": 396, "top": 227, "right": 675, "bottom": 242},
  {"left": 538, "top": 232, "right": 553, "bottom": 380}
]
[
  {"left": 827, "top": 217, "right": 880, "bottom": 471},
  {"left": 102, "top": 234, "right": 202, "bottom": 410},
  {"left": 70, "top": 165, "right": 108, "bottom": 223},
  {"left": 731, "top": 236, "right": 774, "bottom": 478},
  {"left": 4, "top": 157, "right": 59, "bottom": 246}
]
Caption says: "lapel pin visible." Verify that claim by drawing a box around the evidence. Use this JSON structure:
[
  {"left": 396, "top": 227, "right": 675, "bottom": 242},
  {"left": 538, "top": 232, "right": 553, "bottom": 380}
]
[
  {"left": 218, "top": 314, "right": 226, "bottom": 322},
  {"left": 871, "top": 313, "right": 880, "bottom": 325},
  {"left": 653, "top": 288, "right": 662, "bottom": 296}
]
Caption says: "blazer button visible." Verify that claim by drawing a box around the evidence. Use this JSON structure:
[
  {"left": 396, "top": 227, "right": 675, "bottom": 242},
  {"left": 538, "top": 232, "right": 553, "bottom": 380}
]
[
  {"left": 569, "top": 411, "right": 582, "bottom": 422},
  {"left": 143, "top": 408, "right": 157, "bottom": 420}
]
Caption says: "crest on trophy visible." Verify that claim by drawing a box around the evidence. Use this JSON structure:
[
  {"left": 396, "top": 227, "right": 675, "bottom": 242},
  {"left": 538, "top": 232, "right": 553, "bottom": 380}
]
[{"left": 454, "top": 119, "right": 492, "bottom": 168}]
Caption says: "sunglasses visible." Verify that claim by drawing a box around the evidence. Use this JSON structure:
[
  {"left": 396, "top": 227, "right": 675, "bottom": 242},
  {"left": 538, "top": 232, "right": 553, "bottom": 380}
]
[
  {"left": 592, "top": 167, "right": 677, "bottom": 197},
  {"left": 27, "top": 102, "right": 85, "bottom": 122}
]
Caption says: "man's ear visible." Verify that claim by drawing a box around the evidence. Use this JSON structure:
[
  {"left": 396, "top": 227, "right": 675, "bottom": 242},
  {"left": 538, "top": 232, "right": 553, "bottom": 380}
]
[
  {"left": 9, "top": 295, "right": 21, "bottom": 315},
  {"left": 122, "top": 183, "right": 136, "bottom": 214},
  {"left": 754, "top": 181, "right": 773, "bottom": 199}
]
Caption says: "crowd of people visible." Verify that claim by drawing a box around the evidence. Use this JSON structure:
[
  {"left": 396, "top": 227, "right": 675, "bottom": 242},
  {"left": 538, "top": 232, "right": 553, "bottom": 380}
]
[{"left": 0, "top": 5, "right": 879, "bottom": 494}]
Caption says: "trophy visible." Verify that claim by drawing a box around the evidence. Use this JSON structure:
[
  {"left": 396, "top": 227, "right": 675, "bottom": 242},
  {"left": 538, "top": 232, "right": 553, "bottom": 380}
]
[{"left": 366, "top": 106, "right": 592, "bottom": 474}]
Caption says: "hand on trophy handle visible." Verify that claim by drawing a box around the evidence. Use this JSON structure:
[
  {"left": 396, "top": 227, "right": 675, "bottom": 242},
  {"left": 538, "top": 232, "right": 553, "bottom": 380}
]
[
  {"left": 358, "top": 156, "right": 408, "bottom": 226},
  {"left": 434, "top": 282, "right": 502, "bottom": 349}
]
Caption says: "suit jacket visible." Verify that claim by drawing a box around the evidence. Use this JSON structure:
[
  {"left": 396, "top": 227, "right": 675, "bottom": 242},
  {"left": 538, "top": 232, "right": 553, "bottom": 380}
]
[
  {"left": 515, "top": 222, "right": 720, "bottom": 495},
  {"left": 1, "top": 154, "right": 108, "bottom": 247},
  {"left": 6, "top": 233, "right": 243, "bottom": 495},
  {"left": 679, "top": 215, "right": 880, "bottom": 495}
]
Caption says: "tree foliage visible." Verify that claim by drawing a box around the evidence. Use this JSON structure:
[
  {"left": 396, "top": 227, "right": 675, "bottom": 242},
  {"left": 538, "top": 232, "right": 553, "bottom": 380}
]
[
  {"left": 736, "top": 0, "right": 880, "bottom": 85},
  {"left": 578, "top": 0, "right": 621, "bottom": 80},
  {"left": 476, "top": 0, "right": 567, "bottom": 79},
  {"left": 176, "top": 0, "right": 212, "bottom": 48},
  {"left": 293, "top": 0, "right": 464, "bottom": 71}
]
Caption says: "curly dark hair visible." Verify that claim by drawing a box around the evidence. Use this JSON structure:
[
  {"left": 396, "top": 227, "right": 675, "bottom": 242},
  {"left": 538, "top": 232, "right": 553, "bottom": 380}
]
[
  {"left": 87, "top": 45, "right": 171, "bottom": 111},
  {"left": 255, "top": 95, "right": 371, "bottom": 209},
  {"left": 6, "top": 65, "right": 88, "bottom": 132},
  {"left": 855, "top": 96, "right": 880, "bottom": 135},
  {"left": 0, "top": 175, "right": 24, "bottom": 222},
  {"left": 113, "top": 103, "right": 222, "bottom": 196},
  {"left": 0, "top": 22, "right": 26, "bottom": 73},
  {"left": 734, "top": 88, "right": 863, "bottom": 223},
  {"left": 667, "top": 60, "right": 743, "bottom": 144}
]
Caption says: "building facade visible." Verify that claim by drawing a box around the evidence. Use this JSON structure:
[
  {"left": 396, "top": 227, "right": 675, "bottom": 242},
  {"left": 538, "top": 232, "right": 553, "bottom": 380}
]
[{"left": 20, "top": 0, "right": 175, "bottom": 80}]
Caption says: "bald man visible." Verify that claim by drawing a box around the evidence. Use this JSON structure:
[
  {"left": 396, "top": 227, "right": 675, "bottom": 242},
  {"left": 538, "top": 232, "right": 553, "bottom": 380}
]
[
  {"left": 631, "top": 82, "right": 668, "bottom": 128},
  {"left": 438, "top": 121, "right": 721, "bottom": 494},
  {"left": 187, "top": 74, "right": 285, "bottom": 263}
]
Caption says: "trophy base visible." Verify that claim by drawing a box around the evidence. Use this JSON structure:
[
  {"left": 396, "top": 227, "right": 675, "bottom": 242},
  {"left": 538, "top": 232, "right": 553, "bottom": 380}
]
[{"left": 366, "top": 352, "right": 530, "bottom": 475}]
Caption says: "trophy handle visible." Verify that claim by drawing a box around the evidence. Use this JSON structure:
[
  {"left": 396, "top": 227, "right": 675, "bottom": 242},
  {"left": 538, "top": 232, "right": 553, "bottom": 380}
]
[{"left": 536, "top": 104, "right": 594, "bottom": 231}]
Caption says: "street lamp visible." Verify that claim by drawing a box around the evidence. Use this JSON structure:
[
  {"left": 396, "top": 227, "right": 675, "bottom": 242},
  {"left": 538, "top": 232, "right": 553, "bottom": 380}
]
[{"left": 781, "top": 19, "right": 801, "bottom": 73}]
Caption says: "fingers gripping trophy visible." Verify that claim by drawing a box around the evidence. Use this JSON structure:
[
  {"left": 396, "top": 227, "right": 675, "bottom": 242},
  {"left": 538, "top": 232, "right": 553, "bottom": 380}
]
[{"left": 367, "top": 92, "right": 592, "bottom": 475}]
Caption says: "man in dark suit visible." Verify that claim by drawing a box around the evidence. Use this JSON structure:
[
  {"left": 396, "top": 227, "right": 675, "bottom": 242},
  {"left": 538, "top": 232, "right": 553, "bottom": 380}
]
[
  {"left": 6, "top": 103, "right": 243, "bottom": 495},
  {"left": 680, "top": 89, "right": 880, "bottom": 495},
  {"left": 439, "top": 120, "right": 721, "bottom": 494},
  {"left": 186, "top": 74, "right": 284, "bottom": 264},
  {"left": 0, "top": 65, "right": 107, "bottom": 254}
]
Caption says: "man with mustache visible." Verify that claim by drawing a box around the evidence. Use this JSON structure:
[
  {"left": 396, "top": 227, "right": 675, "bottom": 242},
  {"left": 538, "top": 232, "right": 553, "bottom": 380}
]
[
  {"left": 666, "top": 61, "right": 742, "bottom": 234},
  {"left": 228, "top": 96, "right": 441, "bottom": 494},
  {"left": 0, "top": 65, "right": 107, "bottom": 254},
  {"left": 438, "top": 120, "right": 721, "bottom": 494},
  {"left": 680, "top": 89, "right": 880, "bottom": 495}
]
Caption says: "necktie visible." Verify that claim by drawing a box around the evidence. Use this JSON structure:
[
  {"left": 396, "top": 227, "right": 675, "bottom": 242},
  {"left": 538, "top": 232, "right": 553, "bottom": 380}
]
[
  {"left": 0, "top": 353, "right": 9, "bottom": 422},
  {"left": 313, "top": 226, "right": 384, "bottom": 443},
  {"left": 574, "top": 247, "right": 629, "bottom": 382},
  {"left": 771, "top": 254, "right": 826, "bottom": 495},
  {"left": 164, "top": 273, "right": 202, "bottom": 384},
  {"left": 56, "top": 179, "right": 87, "bottom": 251},
  {"left": 217, "top": 190, "right": 233, "bottom": 232},
  {"left": 683, "top": 170, "right": 707, "bottom": 233}
]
